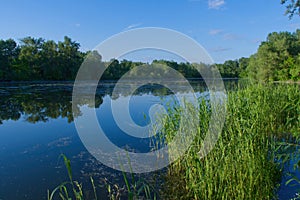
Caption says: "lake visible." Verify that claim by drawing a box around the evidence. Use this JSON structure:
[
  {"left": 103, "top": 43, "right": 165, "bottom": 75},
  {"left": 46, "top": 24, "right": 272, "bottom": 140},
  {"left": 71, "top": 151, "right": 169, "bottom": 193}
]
[
  {"left": 0, "top": 81, "right": 298, "bottom": 199},
  {"left": 0, "top": 81, "right": 208, "bottom": 199}
]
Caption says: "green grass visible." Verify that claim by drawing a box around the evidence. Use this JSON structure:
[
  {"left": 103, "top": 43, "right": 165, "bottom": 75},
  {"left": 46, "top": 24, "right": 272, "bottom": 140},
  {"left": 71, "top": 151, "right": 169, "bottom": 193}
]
[
  {"left": 161, "top": 83, "right": 300, "bottom": 199},
  {"left": 48, "top": 154, "right": 158, "bottom": 200},
  {"left": 48, "top": 83, "right": 300, "bottom": 199},
  {"left": 47, "top": 154, "right": 88, "bottom": 200}
]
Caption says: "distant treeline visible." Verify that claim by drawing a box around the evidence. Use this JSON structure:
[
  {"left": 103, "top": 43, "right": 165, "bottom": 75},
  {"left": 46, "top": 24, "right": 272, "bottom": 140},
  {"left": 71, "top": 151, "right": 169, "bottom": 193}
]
[{"left": 1, "top": 30, "right": 300, "bottom": 81}]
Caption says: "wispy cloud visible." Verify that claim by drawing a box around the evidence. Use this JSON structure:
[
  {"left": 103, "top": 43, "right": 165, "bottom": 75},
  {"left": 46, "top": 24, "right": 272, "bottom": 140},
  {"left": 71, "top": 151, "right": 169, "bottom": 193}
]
[
  {"left": 188, "top": 0, "right": 203, "bottom": 2},
  {"left": 209, "top": 29, "right": 244, "bottom": 41},
  {"left": 75, "top": 23, "right": 81, "bottom": 27},
  {"left": 209, "top": 29, "right": 224, "bottom": 35},
  {"left": 289, "top": 23, "right": 300, "bottom": 29},
  {"left": 223, "top": 33, "right": 242, "bottom": 41},
  {"left": 208, "top": 0, "right": 225, "bottom": 9},
  {"left": 210, "top": 47, "right": 231, "bottom": 52},
  {"left": 123, "top": 23, "right": 142, "bottom": 31}
]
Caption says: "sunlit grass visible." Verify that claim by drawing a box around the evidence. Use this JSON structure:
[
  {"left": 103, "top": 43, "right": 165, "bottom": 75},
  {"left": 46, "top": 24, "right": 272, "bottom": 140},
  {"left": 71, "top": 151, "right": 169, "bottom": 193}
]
[
  {"left": 162, "top": 83, "right": 300, "bottom": 199},
  {"left": 48, "top": 83, "right": 300, "bottom": 199}
]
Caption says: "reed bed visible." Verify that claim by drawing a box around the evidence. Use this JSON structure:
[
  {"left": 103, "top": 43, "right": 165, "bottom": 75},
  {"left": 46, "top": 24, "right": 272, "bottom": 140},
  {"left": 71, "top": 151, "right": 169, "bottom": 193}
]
[{"left": 162, "top": 83, "right": 300, "bottom": 199}]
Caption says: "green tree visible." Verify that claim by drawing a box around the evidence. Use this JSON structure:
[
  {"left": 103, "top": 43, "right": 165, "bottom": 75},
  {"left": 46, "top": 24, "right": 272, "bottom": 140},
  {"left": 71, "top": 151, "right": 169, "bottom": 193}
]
[
  {"left": 57, "top": 36, "right": 83, "bottom": 80},
  {"left": 290, "top": 55, "right": 300, "bottom": 80},
  {"left": 238, "top": 57, "right": 249, "bottom": 78},
  {"left": 40, "top": 40, "right": 59, "bottom": 80},
  {"left": 217, "top": 60, "right": 240, "bottom": 78},
  {"left": 247, "top": 54, "right": 260, "bottom": 80},
  {"left": 79, "top": 50, "right": 103, "bottom": 80},
  {"left": 0, "top": 39, "right": 19, "bottom": 80},
  {"left": 281, "top": 0, "right": 300, "bottom": 18},
  {"left": 17, "top": 37, "right": 45, "bottom": 80},
  {"left": 247, "top": 30, "right": 300, "bottom": 81}
]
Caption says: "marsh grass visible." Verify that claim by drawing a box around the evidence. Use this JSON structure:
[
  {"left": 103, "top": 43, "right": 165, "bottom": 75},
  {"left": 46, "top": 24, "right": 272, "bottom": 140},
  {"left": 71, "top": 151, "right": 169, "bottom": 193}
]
[
  {"left": 48, "top": 83, "right": 299, "bottom": 199},
  {"left": 162, "top": 83, "right": 300, "bottom": 199},
  {"left": 47, "top": 154, "right": 90, "bottom": 200},
  {"left": 48, "top": 154, "right": 158, "bottom": 200}
]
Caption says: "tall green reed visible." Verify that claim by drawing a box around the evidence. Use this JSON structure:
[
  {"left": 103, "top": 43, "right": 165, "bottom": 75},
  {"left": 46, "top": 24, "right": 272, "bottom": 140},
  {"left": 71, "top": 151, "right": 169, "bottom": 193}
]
[
  {"left": 162, "top": 83, "right": 300, "bottom": 199},
  {"left": 48, "top": 154, "right": 158, "bottom": 200}
]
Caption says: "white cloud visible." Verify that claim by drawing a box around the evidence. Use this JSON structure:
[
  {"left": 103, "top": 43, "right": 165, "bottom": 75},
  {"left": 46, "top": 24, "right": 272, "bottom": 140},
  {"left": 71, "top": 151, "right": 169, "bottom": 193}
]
[
  {"left": 208, "top": 0, "right": 225, "bottom": 9},
  {"left": 223, "top": 33, "right": 241, "bottom": 41},
  {"left": 75, "top": 23, "right": 81, "bottom": 27},
  {"left": 209, "top": 29, "right": 224, "bottom": 35},
  {"left": 210, "top": 47, "right": 231, "bottom": 52},
  {"left": 124, "top": 23, "right": 142, "bottom": 30},
  {"left": 289, "top": 23, "right": 300, "bottom": 29}
]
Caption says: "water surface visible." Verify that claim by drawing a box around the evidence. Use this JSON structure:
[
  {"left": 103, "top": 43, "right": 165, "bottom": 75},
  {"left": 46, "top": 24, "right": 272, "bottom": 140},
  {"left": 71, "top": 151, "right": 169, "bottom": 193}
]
[{"left": 0, "top": 81, "right": 298, "bottom": 199}]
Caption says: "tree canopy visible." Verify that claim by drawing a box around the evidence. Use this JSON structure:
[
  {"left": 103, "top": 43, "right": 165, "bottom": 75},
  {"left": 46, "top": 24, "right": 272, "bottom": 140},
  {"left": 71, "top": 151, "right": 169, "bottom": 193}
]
[
  {"left": 0, "top": 36, "right": 85, "bottom": 81},
  {"left": 281, "top": 0, "right": 300, "bottom": 18},
  {"left": 0, "top": 31, "right": 300, "bottom": 82},
  {"left": 247, "top": 30, "right": 300, "bottom": 81}
]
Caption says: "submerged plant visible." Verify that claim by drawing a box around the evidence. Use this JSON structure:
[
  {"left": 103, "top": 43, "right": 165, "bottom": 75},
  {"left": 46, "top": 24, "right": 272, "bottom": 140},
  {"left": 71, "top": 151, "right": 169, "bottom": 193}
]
[
  {"left": 47, "top": 154, "right": 158, "bottom": 200},
  {"left": 47, "top": 154, "right": 91, "bottom": 200}
]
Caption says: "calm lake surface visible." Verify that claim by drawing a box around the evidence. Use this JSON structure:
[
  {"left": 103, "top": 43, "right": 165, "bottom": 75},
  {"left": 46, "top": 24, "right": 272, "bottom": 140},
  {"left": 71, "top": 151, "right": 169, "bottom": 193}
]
[{"left": 0, "top": 81, "right": 298, "bottom": 199}]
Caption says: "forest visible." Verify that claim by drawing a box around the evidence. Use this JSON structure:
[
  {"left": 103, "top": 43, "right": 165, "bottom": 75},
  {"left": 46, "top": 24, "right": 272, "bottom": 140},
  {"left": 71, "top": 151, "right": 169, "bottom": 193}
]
[{"left": 0, "top": 30, "right": 300, "bottom": 82}]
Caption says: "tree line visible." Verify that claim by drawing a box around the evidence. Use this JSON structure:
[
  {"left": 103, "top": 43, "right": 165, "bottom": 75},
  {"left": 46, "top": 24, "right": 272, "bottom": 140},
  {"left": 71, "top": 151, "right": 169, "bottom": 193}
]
[
  {"left": 0, "top": 30, "right": 300, "bottom": 82},
  {"left": 0, "top": 36, "right": 84, "bottom": 81},
  {"left": 247, "top": 30, "right": 300, "bottom": 81},
  {"left": 216, "top": 30, "right": 300, "bottom": 81}
]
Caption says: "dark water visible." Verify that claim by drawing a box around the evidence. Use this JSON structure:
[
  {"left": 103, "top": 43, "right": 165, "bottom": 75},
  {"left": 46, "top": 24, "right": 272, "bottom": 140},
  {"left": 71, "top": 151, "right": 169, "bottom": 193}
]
[
  {"left": 278, "top": 159, "right": 300, "bottom": 200},
  {"left": 0, "top": 81, "right": 298, "bottom": 200},
  {"left": 0, "top": 81, "right": 208, "bottom": 200}
]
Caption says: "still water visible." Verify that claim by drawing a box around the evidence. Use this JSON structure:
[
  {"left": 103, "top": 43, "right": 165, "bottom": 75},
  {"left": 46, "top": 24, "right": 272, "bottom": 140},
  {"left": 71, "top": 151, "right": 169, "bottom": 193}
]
[
  {"left": 0, "top": 81, "right": 298, "bottom": 199},
  {"left": 0, "top": 81, "right": 208, "bottom": 199}
]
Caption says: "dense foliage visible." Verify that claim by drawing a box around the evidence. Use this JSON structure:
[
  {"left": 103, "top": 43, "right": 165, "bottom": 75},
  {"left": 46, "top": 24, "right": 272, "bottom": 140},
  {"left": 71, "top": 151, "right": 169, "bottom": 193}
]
[
  {"left": 0, "top": 36, "right": 85, "bottom": 81},
  {"left": 281, "top": 0, "right": 300, "bottom": 18},
  {"left": 216, "top": 57, "right": 249, "bottom": 78},
  {"left": 0, "top": 30, "right": 300, "bottom": 82},
  {"left": 247, "top": 30, "right": 300, "bottom": 81}
]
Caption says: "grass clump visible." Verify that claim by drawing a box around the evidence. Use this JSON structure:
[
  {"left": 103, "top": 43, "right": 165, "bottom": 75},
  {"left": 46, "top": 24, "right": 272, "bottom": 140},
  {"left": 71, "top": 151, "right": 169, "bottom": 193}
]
[
  {"left": 162, "top": 83, "right": 300, "bottom": 199},
  {"left": 48, "top": 154, "right": 158, "bottom": 200}
]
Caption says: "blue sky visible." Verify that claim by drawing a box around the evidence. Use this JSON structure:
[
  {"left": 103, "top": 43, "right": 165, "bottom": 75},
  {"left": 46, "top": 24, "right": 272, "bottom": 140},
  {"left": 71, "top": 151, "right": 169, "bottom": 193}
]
[{"left": 1, "top": 0, "right": 300, "bottom": 63}]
